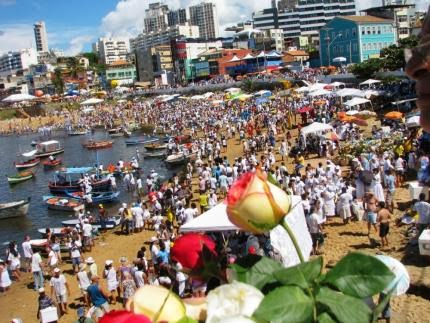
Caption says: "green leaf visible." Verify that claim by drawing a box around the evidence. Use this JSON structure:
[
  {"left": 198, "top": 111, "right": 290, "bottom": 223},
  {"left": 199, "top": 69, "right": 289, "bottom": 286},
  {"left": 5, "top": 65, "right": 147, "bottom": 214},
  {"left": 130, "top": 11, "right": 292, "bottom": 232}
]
[
  {"left": 322, "top": 252, "right": 395, "bottom": 298},
  {"left": 372, "top": 291, "right": 393, "bottom": 323},
  {"left": 316, "top": 287, "right": 372, "bottom": 323},
  {"left": 274, "top": 257, "right": 323, "bottom": 289},
  {"left": 253, "top": 286, "right": 314, "bottom": 323},
  {"left": 317, "top": 313, "right": 337, "bottom": 323},
  {"left": 176, "top": 316, "right": 198, "bottom": 323},
  {"left": 229, "top": 255, "right": 284, "bottom": 290}
]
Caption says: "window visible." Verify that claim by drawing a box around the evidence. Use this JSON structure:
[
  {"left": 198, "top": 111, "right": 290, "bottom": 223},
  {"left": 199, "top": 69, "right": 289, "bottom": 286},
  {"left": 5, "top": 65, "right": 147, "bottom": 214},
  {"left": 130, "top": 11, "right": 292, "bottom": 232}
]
[
  {"left": 363, "top": 43, "right": 367, "bottom": 50},
  {"left": 372, "top": 26, "right": 376, "bottom": 34},
  {"left": 377, "top": 26, "right": 381, "bottom": 34},
  {"left": 367, "top": 27, "right": 371, "bottom": 34},
  {"left": 352, "top": 28, "right": 356, "bottom": 37},
  {"left": 378, "top": 42, "right": 382, "bottom": 49},
  {"left": 361, "top": 27, "right": 365, "bottom": 35},
  {"left": 345, "top": 30, "right": 349, "bottom": 38}
]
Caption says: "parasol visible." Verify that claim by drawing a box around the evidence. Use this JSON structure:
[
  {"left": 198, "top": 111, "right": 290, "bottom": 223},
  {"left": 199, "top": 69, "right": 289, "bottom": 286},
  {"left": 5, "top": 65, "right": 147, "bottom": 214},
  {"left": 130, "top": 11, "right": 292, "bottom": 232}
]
[
  {"left": 384, "top": 111, "right": 403, "bottom": 120},
  {"left": 375, "top": 255, "right": 410, "bottom": 296}
]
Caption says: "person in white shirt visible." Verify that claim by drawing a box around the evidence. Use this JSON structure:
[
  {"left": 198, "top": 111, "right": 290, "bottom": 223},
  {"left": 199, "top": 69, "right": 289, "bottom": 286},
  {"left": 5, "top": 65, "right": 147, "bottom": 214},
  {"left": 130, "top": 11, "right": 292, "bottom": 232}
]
[
  {"left": 77, "top": 263, "right": 91, "bottom": 307},
  {"left": 307, "top": 208, "right": 324, "bottom": 255},
  {"left": 21, "top": 235, "right": 33, "bottom": 273},
  {"left": 31, "top": 251, "right": 44, "bottom": 290},
  {"left": 82, "top": 219, "right": 93, "bottom": 252},
  {"left": 394, "top": 156, "right": 405, "bottom": 187},
  {"left": 132, "top": 204, "right": 144, "bottom": 232},
  {"left": 46, "top": 246, "right": 58, "bottom": 271},
  {"left": 68, "top": 238, "right": 82, "bottom": 273},
  {"left": 50, "top": 268, "right": 71, "bottom": 315},
  {"left": 338, "top": 187, "right": 353, "bottom": 224},
  {"left": 413, "top": 193, "right": 430, "bottom": 236}
]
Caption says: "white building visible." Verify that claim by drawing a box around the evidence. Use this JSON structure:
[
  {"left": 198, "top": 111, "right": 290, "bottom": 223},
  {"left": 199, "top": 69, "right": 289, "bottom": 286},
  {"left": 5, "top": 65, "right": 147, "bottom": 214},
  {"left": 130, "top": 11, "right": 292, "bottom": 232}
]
[
  {"left": 0, "top": 48, "right": 38, "bottom": 75},
  {"left": 34, "top": 21, "right": 49, "bottom": 52},
  {"left": 97, "top": 38, "right": 129, "bottom": 65},
  {"left": 269, "top": 29, "right": 285, "bottom": 52},
  {"left": 144, "top": 2, "right": 170, "bottom": 33},
  {"left": 130, "top": 24, "right": 200, "bottom": 51},
  {"left": 189, "top": 2, "right": 219, "bottom": 39}
]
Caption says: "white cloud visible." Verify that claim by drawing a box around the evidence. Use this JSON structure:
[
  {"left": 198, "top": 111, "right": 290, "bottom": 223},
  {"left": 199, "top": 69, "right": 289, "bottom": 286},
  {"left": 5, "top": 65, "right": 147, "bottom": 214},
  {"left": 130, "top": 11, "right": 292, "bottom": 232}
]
[
  {"left": 0, "top": 23, "right": 34, "bottom": 54},
  {"left": 64, "top": 35, "right": 94, "bottom": 56}
]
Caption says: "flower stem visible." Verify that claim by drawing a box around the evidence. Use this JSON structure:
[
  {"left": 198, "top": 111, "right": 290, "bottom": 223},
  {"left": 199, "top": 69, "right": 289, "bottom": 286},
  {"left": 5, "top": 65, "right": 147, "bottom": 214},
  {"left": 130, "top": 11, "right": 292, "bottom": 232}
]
[{"left": 281, "top": 220, "right": 304, "bottom": 263}]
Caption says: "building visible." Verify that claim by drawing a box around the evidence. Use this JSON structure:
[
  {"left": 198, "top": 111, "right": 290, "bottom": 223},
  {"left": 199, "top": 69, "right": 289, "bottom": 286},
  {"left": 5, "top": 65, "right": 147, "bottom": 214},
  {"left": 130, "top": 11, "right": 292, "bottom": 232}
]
[
  {"left": 168, "top": 8, "right": 188, "bottom": 26},
  {"left": 269, "top": 29, "right": 285, "bottom": 52},
  {"left": 144, "top": 2, "right": 169, "bottom": 33},
  {"left": 319, "top": 16, "right": 396, "bottom": 66},
  {"left": 277, "top": 0, "right": 297, "bottom": 11},
  {"left": 225, "top": 21, "right": 254, "bottom": 33},
  {"left": 34, "top": 21, "right": 49, "bottom": 52},
  {"left": 233, "top": 29, "right": 266, "bottom": 50},
  {"left": 96, "top": 37, "right": 129, "bottom": 65},
  {"left": 254, "top": 0, "right": 357, "bottom": 47},
  {"left": 189, "top": 2, "right": 219, "bottom": 39},
  {"left": 283, "top": 49, "right": 309, "bottom": 63},
  {"left": 104, "top": 60, "right": 137, "bottom": 87},
  {"left": 0, "top": 49, "right": 38, "bottom": 75},
  {"left": 135, "top": 45, "right": 174, "bottom": 84},
  {"left": 130, "top": 24, "right": 200, "bottom": 51}
]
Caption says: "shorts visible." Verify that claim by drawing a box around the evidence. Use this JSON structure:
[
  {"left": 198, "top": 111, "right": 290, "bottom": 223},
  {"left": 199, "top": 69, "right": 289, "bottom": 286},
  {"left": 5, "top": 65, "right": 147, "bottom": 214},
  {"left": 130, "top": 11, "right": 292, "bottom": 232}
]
[
  {"left": 80, "top": 288, "right": 88, "bottom": 296},
  {"left": 23, "top": 257, "right": 31, "bottom": 269},
  {"left": 56, "top": 293, "right": 67, "bottom": 303},
  {"left": 367, "top": 212, "right": 377, "bottom": 224},
  {"left": 379, "top": 223, "right": 390, "bottom": 237},
  {"left": 311, "top": 233, "right": 324, "bottom": 247},
  {"left": 72, "top": 257, "right": 81, "bottom": 266},
  {"left": 83, "top": 236, "right": 92, "bottom": 246},
  {"left": 90, "top": 302, "right": 110, "bottom": 318}
]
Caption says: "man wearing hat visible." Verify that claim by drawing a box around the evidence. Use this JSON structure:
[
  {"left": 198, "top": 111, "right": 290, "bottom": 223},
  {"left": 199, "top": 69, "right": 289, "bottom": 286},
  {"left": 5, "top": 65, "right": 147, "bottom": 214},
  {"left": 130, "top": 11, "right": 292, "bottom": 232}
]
[
  {"left": 85, "top": 257, "right": 97, "bottom": 278},
  {"left": 50, "top": 268, "right": 70, "bottom": 315},
  {"left": 37, "top": 287, "right": 56, "bottom": 322}
]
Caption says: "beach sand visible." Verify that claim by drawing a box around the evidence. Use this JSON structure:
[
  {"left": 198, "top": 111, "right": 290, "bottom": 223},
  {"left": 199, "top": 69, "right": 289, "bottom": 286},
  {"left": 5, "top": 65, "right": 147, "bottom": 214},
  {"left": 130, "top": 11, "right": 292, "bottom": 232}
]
[{"left": 0, "top": 120, "right": 429, "bottom": 323}]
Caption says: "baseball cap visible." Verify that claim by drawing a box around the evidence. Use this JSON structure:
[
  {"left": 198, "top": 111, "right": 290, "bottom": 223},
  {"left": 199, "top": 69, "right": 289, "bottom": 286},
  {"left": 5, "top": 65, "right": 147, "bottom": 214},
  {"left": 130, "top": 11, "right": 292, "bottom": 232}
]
[
  {"left": 53, "top": 268, "right": 60, "bottom": 273},
  {"left": 38, "top": 287, "right": 45, "bottom": 293}
]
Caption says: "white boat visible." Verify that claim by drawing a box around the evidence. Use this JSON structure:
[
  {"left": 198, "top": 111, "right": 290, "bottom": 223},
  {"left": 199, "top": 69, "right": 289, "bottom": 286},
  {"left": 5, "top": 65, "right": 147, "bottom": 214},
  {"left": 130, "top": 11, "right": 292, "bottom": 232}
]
[
  {"left": 0, "top": 198, "right": 30, "bottom": 220},
  {"left": 165, "top": 152, "right": 196, "bottom": 166},
  {"left": 61, "top": 217, "right": 121, "bottom": 229},
  {"left": 22, "top": 140, "right": 64, "bottom": 158}
]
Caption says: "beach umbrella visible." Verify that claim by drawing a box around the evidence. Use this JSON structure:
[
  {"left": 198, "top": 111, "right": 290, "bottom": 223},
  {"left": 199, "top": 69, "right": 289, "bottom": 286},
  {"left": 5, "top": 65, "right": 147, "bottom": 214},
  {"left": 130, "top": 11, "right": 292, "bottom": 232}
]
[
  {"left": 375, "top": 255, "right": 410, "bottom": 296},
  {"left": 384, "top": 111, "right": 403, "bottom": 120}
]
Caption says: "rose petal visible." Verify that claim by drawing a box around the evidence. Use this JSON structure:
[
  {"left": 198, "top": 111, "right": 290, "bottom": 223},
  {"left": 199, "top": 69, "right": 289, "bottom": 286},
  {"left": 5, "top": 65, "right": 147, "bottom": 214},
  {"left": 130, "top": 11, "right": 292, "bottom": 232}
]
[{"left": 99, "top": 310, "right": 151, "bottom": 323}]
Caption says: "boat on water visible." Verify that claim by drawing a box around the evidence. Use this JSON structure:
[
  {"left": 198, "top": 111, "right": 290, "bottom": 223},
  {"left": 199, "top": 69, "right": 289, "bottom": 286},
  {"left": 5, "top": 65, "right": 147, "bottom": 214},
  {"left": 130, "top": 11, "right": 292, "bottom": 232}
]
[
  {"left": 65, "top": 190, "right": 120, "bottom": 205},
  {"left": 144, "top": 143, "right": 168, "bottom": 151},
  {"left": 31, "top": 140, "right": 39, "bottom": 147},
  {"left": 48, "top": 167, "right": 111, "bottom": 194},
  {"left": 15, "top": 158, "right": 40, "bottom": 170},
  {"left": 0, "top": 198, "right": 30, "bottom": 219},
  {"left": 165, "top": 152, "right": 196, "bottom": 166},
  {"left": 108, "top": 128, "right": 129, "bottom": 138},
  {"left": 22, "top": 140, "right": 64, "bottom": 158},
  {"left": 61, "top": 217, "right": 121, "bottom": 229},
  {"left": 43, "top": 158, "right": 62, "bottom": 169},
  {"left": 37, "top": 227, "right": 73, "bottom": 238},
  {"left": 7, "top": 171, "right": 34, "bottom": 184},
  {"left": 142, "top": 151, "right": 166, "bottom": 158},
  {"left": 68, "top": 128, "right": 89, "bottom": 136},
  {"left": 83, "top": 140, "right": 113, "bottom": 150},
  {"left": 44, "top": 196, "right": 85, "bottom": 212},
  {"left": 125, "top": 137, "right": 158, "bottom": 146}
]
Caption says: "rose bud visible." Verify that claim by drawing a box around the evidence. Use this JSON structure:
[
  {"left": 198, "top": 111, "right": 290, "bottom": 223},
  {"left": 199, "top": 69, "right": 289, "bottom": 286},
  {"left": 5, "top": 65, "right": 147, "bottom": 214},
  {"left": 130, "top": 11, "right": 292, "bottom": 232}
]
[
  {"left": 226, "top": 169, "right": 291, "bottom": 234},
  {"left": 127, "top": 285, "right": 186, "bottom": 322},
  {"left": 170, "top": 233, "right": 217, "bottom": 277},
  {"left": 99, "top": 310, "right": 151, "bottom": 323}
]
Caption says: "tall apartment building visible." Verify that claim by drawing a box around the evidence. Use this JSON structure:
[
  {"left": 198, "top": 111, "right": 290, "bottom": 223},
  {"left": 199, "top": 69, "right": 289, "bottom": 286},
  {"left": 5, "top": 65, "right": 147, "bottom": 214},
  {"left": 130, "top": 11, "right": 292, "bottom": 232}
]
[
  {"left": 167, "top": 8, "right": 188, "bottom": 27},
  {"left": 277, "top": 0, "right": 297, "bottom": 11},
  {"left": 189, "top": 2, "right": 219, "bottom": 39},
  {"left": 34, "top": 21, "right": 49, "bottom": 52},
  {"left": 96, "top": 38, "right": 129, "bottom": 65},
  {"left": 130, "top": 24, "right": 200, "bottom": 52},
  {"left": 144, "top": 3, "right": 169, "bottom": 33},
  {"left": 254, "top": 0, "right": 357, "bottom": 46},
  {"left": 0, "top": 48, "right": 38, "bottom": 74}
]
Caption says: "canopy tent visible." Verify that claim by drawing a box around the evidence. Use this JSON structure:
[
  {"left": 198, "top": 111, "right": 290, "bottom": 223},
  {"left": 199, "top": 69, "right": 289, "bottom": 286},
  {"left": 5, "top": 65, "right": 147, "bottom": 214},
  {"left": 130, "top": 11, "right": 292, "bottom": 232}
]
[
  {"left": 336, "top": 88, "right": 365, "bottom": 98},
  {"left": 256, "top": 51, "right": 266, "bottom": 58},
  {"left": 229, "top": 55, "right": 242, "bottom": 62},
  {"left": 243, "top": 53, "right": 255, "bottom": 60},
  {"left": 190, "top": 95, "right": 205, "bottom": 100},
  {"left": 300, "top": 122, "right": 334, "bottom": 146},
  {"left": 180, "top": 196, "right": 312, "bottom": 268},
  {"left": 364, "top": 89, "right": 382, "bottom": 98},
  {"left": 295, "top": 86, "right": 310, "bottom": 93},
  {"left": 308, "top": 89, "right": 332, "bottom": 97},
  {"left": 80, "top": 98, "right": 104, "bottom": 105},
  {"left": 2, "top": 93, "right": 36, "bottom": 102},
  {"left": 266, "top": 51, "right": 282, "bottom": 58},
  {"left": 254, "top": 90, "right": 272, "bottom": 97},
  {"left": 360, "top": 79, "right": 381, "bottom": 86},
  {"left": 203, "top": 92, "right": 214, "bottom": 98},
  {"left": 330, "top": 81, "right": 345, "bottom": 88},
  {"left": 344, "top": 97, "right": 371, "bottom": 107},
  {"left": 333, "top": 57, "right": 347, "bottom": 63},
  {"left": 307, "top": 83, "right": 328, "bottom": 92}
]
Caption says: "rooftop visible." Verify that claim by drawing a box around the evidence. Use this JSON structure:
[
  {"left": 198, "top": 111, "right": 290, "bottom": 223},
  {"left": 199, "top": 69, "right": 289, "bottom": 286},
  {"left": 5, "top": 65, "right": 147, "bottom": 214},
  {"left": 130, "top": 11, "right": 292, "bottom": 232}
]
[
  {"left": 340, "top": 15, "right": 393, "bottom": 23},
  {"left": 286, "top": 50, "right": 308, "bottom": 56}
]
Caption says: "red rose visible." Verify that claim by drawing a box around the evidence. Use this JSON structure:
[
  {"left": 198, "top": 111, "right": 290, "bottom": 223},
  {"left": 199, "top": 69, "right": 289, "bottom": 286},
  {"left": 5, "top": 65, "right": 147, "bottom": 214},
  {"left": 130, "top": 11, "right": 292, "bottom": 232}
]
[
  {"left": 171, "top": 233, "right": 217, "bottom": 273},
  {"left": 99, "top": 310, "right": 151, "bottom": 323}
]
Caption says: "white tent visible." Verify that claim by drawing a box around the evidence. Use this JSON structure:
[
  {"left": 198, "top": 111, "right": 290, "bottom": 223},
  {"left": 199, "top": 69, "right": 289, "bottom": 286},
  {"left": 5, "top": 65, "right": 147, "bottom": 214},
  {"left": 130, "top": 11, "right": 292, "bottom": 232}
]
[
  {"left": 344, "top": 97, "right": 371, "bottom": 107},
  {"left": 308, "top": 89, "right": 332, "bottom": 97},
  {"left": 336, "top": 88, "right": 365, "bottom": 98},
  {"left": 229, "top": 55, "right": 242, "bottom": 62},
  {"left": 243, "top": 53, "right": 255, "bottom": 60},
  {"left": 295, "top": 86, "right": 310, "bottom": 93},
  {"left": 80, "top": 98, "right": 104, "bottom": 105},
  {"left": 190, "top": 95, "right": 205, "bottom": 100},
  {"left": 330, "top": 81, "right": 345, "bottom": 88},
  {"left": 180, "top": 196, "right": 312, "bottom": 268},
  {"left": 2, "top": 93, "right": 36, "bottom": 102},
  {"left": 364, "top": 89, "right": 382, "bottom": 98},
  {"left": 300, "top": 122, "right": 334, "bottom": 145},
  {"left": 360, "top": 79, "right": 381, "bottom": 86},
  {"left": 203, "top": 92, "right": 214, "bottom": 98},
  {"left": 307, "top": 82, "right": 328, "bottom": 92}
]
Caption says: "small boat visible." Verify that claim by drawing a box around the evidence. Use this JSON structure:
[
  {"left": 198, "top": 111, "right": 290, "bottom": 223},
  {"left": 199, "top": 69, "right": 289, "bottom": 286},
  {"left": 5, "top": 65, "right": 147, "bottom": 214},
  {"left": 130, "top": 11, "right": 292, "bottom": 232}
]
[
  {"left": 43, "top": 159, "right": 62, "bottom": 169},
  {"left": 31, "top": 140, "right": 40, "bottom": 147},
  {"left": 144, "top": 143, "right": 168, "bottom": 151},
  {"left": 0, "top": 198, "right": 30, "bottom": 219},
  {"left": 142, "top": 151, "right": 166, "bottom": 158},
  {"left": 162, "top": 136, "right": 172, "bottom": 143},
  {"left": 29, "top": 239, "right": 48, "bottom": 251},
  {"left": 38, "top": 227, "right": 73, "bottom": 237},
  {"left": 65, "top": 191, "right": 120, "bottom": 205},
  {"left": 61, "top": 216, "right": 121, "bottom": 229},
  {"left": 15, "top": 158, "right": 40, "bottom": 170},
  {"left": 108, "top": 128, "right": 124, "bottom": 137},
  {"left": 7, "top": 171, "right": 34, "bottom": 184},
  {"left": 22, "top": 140, "right": 64, "bottom": 158},
  {"left": 68, "top": 129, "right": 89, "bottom": 136},
  {"left": 83, "top": 140, "right": 113, "bottom": 150},
  {"left": 125, "top": 137, "right": 158, "bottom": 146},
  {"left": 165, "top": 152, "right": 197, "bottom": 166},
  {"left": 44, "top": 196, "right": 85, "bottom": 212}
]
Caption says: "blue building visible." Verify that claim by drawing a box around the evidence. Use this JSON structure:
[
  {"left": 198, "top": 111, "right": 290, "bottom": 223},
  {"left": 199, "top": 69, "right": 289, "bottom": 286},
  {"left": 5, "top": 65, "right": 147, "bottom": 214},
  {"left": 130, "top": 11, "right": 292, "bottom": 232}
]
[{"left": 319, "top": 16, "right": 396, "bottom": 66}]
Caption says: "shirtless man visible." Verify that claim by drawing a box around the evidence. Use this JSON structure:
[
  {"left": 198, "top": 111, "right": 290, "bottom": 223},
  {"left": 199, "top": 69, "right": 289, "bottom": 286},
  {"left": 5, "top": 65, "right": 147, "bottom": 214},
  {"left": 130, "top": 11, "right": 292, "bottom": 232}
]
[
  {"left": 377, "top": 201, "right": 392, "bottom": 248},
  {"left": 364, "top": 192, "right": 378, "bottom": 235}
]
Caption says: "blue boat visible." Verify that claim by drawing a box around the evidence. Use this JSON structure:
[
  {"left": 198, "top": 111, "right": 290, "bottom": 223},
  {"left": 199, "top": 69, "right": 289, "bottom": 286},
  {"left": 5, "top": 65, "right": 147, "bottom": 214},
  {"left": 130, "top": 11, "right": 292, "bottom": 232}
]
[
  {"left": 48, "top": 167, "right": 111, "bottom": 194},
  {"left": 64, "top": 190, "right": 120, "bottom": 205},
  {"left": 125, "top": 137, "right": 158, "bottom": 146}
]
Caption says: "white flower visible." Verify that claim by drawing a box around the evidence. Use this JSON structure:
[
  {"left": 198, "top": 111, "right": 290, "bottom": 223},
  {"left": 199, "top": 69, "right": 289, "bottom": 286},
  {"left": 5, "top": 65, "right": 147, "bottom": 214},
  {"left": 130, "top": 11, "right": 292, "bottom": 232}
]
[
  {"left": 206, "top": 281, "right": 264, "bottom": 323},
  {"left": 219, "top": 316, "right": 256, "bottom": 323}
]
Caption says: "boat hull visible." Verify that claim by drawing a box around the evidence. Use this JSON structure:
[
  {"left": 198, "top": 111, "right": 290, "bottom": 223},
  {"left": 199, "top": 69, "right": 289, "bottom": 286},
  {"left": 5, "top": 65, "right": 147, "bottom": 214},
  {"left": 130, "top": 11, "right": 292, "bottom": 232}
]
[
  {"left": 7, "top": 174, "right": 34, "bottom": 184},
  {"left": 61, "top": 217, "right": 121, "bottom": 229},
  {"left": 35, "top": 148, "right": 64, "bottom": 158},
  {"left": 49, "top": 179, "right": 111, "bottom": 194},
  {"left": 15, "top": 158, "right": 40, "bottom": 170},
  {"left": 125, "top": 138, "right": 158, "bottom": 146},
  {"left": 0, "top": 200, "right": 30, "bottom": 219},
  {"left": 43, "top": 159, "right": 62, "bottom": 169},
  {"left": 45, "top": 197, "right": 85, "bottom": 212}
]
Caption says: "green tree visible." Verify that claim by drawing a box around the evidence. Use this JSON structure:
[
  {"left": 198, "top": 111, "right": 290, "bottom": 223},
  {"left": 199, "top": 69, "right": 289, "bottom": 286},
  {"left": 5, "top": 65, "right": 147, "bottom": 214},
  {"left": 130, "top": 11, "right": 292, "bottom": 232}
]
[
  {"left": 349, "top": 58, "right": 382, "bottom": 79},
  {"left": 52, "top": 68, "right": 64, "bottom": 94},
  {"left": 380, "top": 35, "right": 419, "bottom": 70},
  {"left": 82, "top": 52, "right": 99, "bottom": 66}
]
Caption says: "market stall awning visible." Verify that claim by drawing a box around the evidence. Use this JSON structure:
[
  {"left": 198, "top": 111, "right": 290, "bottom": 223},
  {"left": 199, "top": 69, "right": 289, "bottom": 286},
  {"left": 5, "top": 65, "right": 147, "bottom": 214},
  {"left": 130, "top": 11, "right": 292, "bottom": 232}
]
[
  {"left": 360, "top": 79, "right": 381, "bottom": 86},
  {"left": 344, "top": 97, "right": 371, "bottom": 107},
  {"left": 336, "top": 88, "right": 365, "bottom": 98},
  {"left": 2, "top": 93, "right": 36, "bottom": 102},
  {"left": 308, "top": 89, "right": 332, "bottom": 97},
  {"left": 300, "top": 122, "right": 334, "bottom": 136}
]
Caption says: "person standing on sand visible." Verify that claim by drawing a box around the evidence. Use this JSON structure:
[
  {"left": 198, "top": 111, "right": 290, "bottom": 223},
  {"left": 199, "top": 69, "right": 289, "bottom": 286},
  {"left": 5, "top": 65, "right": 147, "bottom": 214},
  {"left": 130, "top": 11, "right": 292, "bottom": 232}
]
[
  {"left": 377, "top": 201, "right": 392, "bottom": 248},
  {"left": 87, "top": 276, "right": 110, "bottom": 320},
  {"left": 103, "top": 260, "right": 119, "bottom": 305},
  {"left": 412, "top": 193, "right": 430, "bottom": 237},
  {"left": 21, "top": 235, "right": 33, "bottom": 274},
  {"left": 364, "top": 192, "right": 378, "bottom": 235},
  {"left": 36, "top": 288, "right": 55, "bottom": 322},
  {"left": 50, "top": 268, "right": 71, "bottom": 315}
]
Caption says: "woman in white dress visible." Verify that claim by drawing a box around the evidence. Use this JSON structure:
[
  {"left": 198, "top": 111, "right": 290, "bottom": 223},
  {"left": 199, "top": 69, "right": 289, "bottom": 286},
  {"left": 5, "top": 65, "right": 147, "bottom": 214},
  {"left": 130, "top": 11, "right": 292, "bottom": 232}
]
[
  {"left": 6, "top": 242, "right": 20, "bottom": 281},
  {"left": 322, "top": 191, "right": 336, "bottom": 221},
  {"left": 0, "top": 260, "right": 12, "bottom": 291},
  {"left": 103, "top": 260, "right": 119, "bottom": 305},
  {"left": 372, "top": 168, "right": 385, "bottom": 203},
  {"left": 354, "top": 169, "right": 365, "bottom": 200}
]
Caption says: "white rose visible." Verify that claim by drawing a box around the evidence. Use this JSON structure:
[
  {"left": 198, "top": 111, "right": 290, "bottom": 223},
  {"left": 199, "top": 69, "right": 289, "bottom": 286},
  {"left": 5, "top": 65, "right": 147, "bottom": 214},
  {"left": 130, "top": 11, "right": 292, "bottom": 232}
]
[
  {"left": 219, "top": 316, "right": 256, "bottom": 323},
  {"left": 206, "top": 281, "right": 264, "bottom": 323}
]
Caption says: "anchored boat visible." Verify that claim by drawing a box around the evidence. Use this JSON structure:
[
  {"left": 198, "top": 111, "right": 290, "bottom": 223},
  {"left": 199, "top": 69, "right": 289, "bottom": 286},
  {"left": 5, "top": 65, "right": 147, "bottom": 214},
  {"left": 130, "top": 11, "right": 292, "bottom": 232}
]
[
  {"left": 0, "top": 198, "right": 30, "bottom": 219},
  {"left": 22, "top": 140, "right": 64, "bottom": 158}
]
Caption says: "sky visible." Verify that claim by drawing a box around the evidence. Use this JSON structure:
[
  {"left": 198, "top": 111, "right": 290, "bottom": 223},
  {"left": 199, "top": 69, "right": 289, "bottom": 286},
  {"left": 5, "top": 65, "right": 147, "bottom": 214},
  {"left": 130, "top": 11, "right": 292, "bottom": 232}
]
[{"left": 0, "top": 0, "right": 427, "bottom": 56}]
